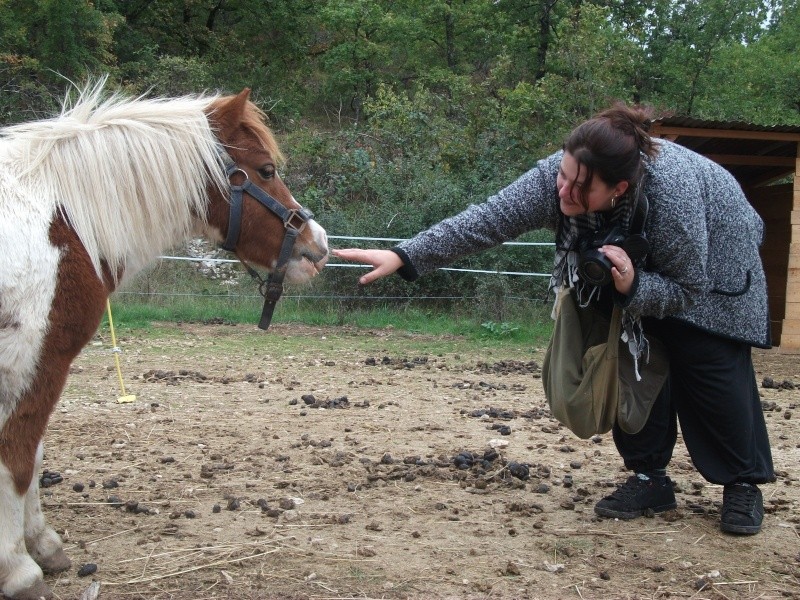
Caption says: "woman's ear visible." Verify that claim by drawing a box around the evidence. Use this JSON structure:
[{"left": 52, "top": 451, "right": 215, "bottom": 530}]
[{"left": 615, "top": 180, "right": 630, "bottom": 197}]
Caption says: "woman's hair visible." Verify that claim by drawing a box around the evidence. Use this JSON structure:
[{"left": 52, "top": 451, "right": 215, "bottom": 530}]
[{"left": 564, "top": 103, "right": 658, "bottom": 208}]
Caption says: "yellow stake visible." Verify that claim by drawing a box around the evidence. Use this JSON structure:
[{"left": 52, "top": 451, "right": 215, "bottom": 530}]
[{"left": 106, "top": 299, "right": 137, "bottom": 403}]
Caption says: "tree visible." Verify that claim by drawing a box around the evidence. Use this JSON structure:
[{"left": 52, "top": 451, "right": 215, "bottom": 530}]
[
  {"left": 547, "top": 4, "right": 638, "bottom": 116},
  {"left": 31, "top": 0, "right": 119, "bottom": 82},
  {"left": 634, "top": 0, "right": 775, "bottom": 115}
]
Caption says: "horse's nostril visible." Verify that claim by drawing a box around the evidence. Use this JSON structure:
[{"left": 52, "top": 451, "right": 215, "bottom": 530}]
[{"left": 302, "top": 250, "right": 328, "bottom": 266}]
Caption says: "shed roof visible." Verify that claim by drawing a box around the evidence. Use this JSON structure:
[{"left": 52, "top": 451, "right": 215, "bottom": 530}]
[{"left": 650, "top": 116, "right": 800, "bottom": 187}]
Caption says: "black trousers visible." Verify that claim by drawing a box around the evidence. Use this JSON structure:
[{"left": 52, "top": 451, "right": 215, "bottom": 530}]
[{"left": 612, "top": 317, "right": 775, "bottom": 485}]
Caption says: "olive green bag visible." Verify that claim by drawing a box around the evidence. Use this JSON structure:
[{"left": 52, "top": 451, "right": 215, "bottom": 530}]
[{"left": 542, "top": 287, "right": 669, "bottom": 439}]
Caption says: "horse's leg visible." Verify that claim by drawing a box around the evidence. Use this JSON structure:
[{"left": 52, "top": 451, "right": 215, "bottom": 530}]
[
  {"left": 24, "top": 441, "right": 70, "bottom": 574},
  {"left": 0, "top": 359, "right": 74, "bottom": 600},
  {"left": 0, "top": 218, "right": 109, "bottom": 599},
  {"left": 0, "top": 335, "right": 97, "bottom": 599},
  {"left": 0, "top": 461, "right": 50, "bottom": 600}
]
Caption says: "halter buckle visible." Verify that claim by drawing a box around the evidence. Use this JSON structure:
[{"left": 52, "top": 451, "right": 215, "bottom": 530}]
[{"left": 284, "top": 208, "right": 313, "bottom": 233}]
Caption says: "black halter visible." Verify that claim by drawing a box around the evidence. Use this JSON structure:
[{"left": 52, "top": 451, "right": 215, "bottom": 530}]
[{"left": 217, "top": 145, "right": 314, "bottom": 330}]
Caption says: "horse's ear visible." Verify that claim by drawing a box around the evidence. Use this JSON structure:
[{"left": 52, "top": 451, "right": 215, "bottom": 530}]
[
  {"left": 216, "top": 88, "right": 252, "bottom": 124},
  {"left": 234, "top": 88, "right": 252, "bottom": 107}
]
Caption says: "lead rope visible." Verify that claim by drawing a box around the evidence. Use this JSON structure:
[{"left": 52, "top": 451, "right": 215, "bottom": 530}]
[
  {"left": 239, "top": 227, "right": 300, "bottom": 330},
  {"left": 106, "top": 299, "right": 137, "bottom": 403}
]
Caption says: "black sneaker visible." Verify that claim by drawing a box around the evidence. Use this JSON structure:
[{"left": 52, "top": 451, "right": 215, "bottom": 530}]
[
  {"left": 595, "top": 474, "right": 677, "bottom": 519},
  {"left": 720, "top": 482, "right": 763, "bottom": 535}
]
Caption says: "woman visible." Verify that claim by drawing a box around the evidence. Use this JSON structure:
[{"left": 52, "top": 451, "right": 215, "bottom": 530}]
[{"left": 333, "top": 104, "right": 775, "bottom": 535}]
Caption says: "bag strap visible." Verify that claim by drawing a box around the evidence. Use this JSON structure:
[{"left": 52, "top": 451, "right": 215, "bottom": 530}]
[{"left": 607, "top": 304, "right": 623, "bottom": 358}]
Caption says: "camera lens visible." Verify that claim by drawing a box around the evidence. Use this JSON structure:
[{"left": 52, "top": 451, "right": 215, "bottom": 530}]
[{"left": 579, "top": 252, "right": 613, "bottom": 286}]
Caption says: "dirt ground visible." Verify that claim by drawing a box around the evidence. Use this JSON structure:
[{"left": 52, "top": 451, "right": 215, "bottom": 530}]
[{"left": 38, "top": 322, "right": 799, "bottom": 600}]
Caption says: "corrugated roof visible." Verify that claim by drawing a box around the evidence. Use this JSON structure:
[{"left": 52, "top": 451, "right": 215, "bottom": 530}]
[
  {"left": 650, "top": 116, "right": 799, "bottom": 186},
  {"left": 653, "top": 116, "right": 800, "bottom": 135}
]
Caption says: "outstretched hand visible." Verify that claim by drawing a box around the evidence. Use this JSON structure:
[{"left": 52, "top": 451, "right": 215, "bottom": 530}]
[{"left": 332, "top": 248, "right": 403, "bottom": 285}]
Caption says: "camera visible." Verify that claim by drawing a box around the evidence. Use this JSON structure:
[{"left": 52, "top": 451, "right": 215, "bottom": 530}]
[
  {"left": 577, "top": 226, "right": 649, "bottom": 287},
  {"left": 577, "top": 226, "right": 627, "bottom": 287}
]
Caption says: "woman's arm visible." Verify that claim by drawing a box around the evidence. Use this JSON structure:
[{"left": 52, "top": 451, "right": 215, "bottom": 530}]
[{"left": 333, "top": 152, "right": 563, "bottom": 284}]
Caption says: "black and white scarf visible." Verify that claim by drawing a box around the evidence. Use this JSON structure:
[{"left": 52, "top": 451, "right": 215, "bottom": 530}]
[{"left": 548, "top": 183, "right": 651, "bottom": 379}]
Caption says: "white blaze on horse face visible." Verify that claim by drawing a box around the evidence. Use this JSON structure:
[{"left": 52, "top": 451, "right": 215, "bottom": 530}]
[
  {"left": 285, "top": 194, "right": 329, "bottom": 285},
  {"left": 294, "top": 194, "right": 329, "bottom": 254}
]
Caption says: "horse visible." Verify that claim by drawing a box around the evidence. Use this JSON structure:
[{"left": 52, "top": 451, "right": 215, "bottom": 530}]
[{"left": 0, "top": 80, "right": 328, "bottom": 600}]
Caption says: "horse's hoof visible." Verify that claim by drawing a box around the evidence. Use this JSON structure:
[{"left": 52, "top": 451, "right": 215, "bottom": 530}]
[
  {"left": 4, "top": 579, "right": 52, "bottom": 600},
  {"left": 37, "top": 549, "right": 71, "bottom": 574}
]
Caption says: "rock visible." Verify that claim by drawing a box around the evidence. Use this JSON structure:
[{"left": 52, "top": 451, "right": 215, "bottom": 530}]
[
  {"left": 79, "top": 581, "right": 101, "bottom": 600},
  {"left": 543, "top": 561, "right": 565, "bottom": 573},
  {"left": 488, "top": 439, "right": 509, "bottom": 449}
]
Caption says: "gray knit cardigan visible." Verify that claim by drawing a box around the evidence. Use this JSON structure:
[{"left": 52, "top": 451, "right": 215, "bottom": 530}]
[{"left": 395, "top": 139, "right": 771, "bottom": 348}]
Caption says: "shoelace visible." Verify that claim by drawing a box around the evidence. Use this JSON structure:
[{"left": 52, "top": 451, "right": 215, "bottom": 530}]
[
  {"left": 611, "top": 476, "right": 651, "bottom": 500},
  {"left": 724, "top": 484, "right": 758, "bottom": 514}
]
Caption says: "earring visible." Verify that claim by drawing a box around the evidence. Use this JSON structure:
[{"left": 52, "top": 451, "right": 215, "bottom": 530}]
[{"left": 611, "top": 195, "right": 617, "bottom": 209}]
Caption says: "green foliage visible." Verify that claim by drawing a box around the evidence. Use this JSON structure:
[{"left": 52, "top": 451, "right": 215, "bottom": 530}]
[
  {"left": 547, "top": 4, "right": 638, "bottom": 116},
  {"left": 1, "top": 0, "right": 797, "bottom": 322},
  {"left": 481, "top": 321, "right": 520, "bottom": 337}
]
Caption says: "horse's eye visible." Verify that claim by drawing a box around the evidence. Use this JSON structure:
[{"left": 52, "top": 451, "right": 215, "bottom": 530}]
[{"left": 258, "top": 165, "right": 276, "bottom": 180}]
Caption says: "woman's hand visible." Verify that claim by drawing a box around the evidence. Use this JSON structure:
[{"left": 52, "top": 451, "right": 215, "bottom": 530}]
[
  {"left": 331, "top": 248, "right": 403, "bottom": 285},
  {"left": 600, "top": 245, "right": 635, "bottom": 295}
]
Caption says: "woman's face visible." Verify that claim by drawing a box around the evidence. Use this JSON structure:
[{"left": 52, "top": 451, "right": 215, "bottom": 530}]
[{"left": 557, "top": 152, "right": 624, "bottom": 216}]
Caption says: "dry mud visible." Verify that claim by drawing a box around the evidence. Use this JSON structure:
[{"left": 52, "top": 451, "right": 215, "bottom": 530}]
[{"left": 36, "top": 323, "right": 800, "bottom": 600}]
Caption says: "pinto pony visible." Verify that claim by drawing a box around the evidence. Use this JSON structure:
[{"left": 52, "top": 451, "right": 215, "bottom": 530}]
[{"left": 0, "top": 82, "right": 328, "bottom": 600}]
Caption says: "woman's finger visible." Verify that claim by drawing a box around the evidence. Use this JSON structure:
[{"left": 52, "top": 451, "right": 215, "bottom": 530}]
[{"left": 331, "top": 248, "right": 402, "bottom": 284}]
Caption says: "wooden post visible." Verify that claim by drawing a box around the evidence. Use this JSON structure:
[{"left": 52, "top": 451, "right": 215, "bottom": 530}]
[{"left": 779, "top": 145, "right": 800, "bottom": 349}]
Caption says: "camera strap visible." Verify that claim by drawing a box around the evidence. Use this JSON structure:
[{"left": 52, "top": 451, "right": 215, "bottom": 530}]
[
  {"left": 622, "top": 178, "right": 650, "bottom": 264},
  {"left": 628, "top": 185, "right": 649, "bottom": 236}
]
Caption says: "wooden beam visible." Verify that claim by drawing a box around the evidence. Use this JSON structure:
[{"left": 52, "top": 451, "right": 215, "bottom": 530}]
[
  {"left": 705, "top": 154, "right": 796, "bottom": 167},
  {"left": 779, "top": 318, "right": 800, "bottom": 335},
  {"left": 651, "top": 126, "right": 800, "bottom": 142}
]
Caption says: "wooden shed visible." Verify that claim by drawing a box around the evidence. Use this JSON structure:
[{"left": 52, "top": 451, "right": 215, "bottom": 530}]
[{"left": 650, "top": 117, "right": 800, "bottom": 348}]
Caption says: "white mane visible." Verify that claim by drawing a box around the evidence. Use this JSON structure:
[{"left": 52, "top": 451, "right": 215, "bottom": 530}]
[{"left": 0, "top": 79, "right": 228, "bottom": 281}]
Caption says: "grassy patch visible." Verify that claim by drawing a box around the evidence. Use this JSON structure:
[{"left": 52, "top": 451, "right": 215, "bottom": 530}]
[{"left": 104, "top": 297, "right": 553, "bottom": 350}]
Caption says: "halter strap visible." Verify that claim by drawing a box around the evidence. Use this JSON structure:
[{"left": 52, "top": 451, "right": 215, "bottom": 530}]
[{"left": 216, "top": 144, "right": 314, "bottom": 330}]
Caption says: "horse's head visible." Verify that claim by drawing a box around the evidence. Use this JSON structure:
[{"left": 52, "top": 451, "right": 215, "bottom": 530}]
[{"left": 204, "top": 90, "right": 328, "bottom": 285}]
